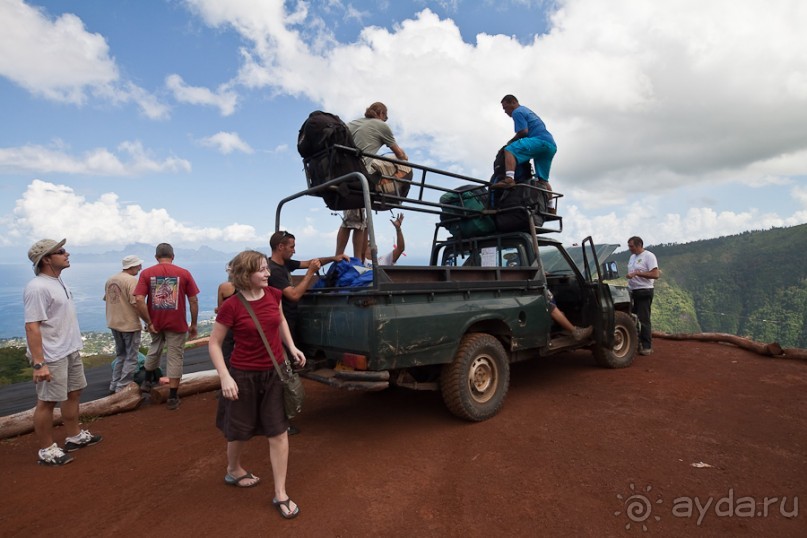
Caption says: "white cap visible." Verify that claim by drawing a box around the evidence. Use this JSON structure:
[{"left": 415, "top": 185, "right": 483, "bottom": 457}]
[{"left": 122, "top": 255, "right": 144, "bottom": 269}]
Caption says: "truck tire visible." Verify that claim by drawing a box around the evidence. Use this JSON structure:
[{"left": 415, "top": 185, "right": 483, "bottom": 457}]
[
  {"left": 440, "top": 333, "right": 510, "bottom": 421},
  {"left": 593, "top": 311, "right": 637, "bottom": 369}
]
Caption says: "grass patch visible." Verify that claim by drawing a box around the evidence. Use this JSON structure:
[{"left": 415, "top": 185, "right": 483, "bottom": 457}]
[{"left": 83, "top": 354, "right": 114, "bottom": 370}]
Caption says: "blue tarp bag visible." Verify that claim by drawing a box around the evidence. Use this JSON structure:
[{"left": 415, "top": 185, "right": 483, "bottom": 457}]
[{"left": 313, "top": 257, "right": 374, "bottom": 288}]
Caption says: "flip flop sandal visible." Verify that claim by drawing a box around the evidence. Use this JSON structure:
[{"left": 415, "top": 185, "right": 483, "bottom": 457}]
[
  {"left": 272, "top": 497, "right": 300, "bottom": 519},
  {"left": 224, "top": 472, "right": 260, "bottom": 488}
]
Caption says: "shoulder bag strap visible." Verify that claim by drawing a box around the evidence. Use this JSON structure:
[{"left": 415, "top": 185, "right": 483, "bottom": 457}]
[{"left": 236, "top": 292, "right": 289, "bottom": 383}]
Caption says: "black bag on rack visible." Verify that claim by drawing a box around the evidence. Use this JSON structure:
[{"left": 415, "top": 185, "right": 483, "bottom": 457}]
[
  {"left": 297, "top": 111, "right": 373, "bottom": 210},
  {"left": 489, "top": 146, "right": 533, "bottom": 209},
  {"left": 494, "top": 181, "right": 547, "bottom": 233}
]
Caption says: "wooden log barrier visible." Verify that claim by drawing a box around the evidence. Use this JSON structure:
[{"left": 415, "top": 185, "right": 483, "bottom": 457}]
[
  {"left": 654, "top": 331, "right": 786, "bottom": 357},
  {"left": 0, "top": 382, "right": 143, "bottom": 441},
  {"left": 149, "top": 370, "right": 221, "bottom": 404}
]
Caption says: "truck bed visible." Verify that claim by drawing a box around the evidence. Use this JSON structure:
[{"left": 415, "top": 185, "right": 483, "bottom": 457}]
[
  {"left": 295, "top": 264, "right": 550, "bottom": 374},
  {"left": 296, "top": 264, "right": 544, "bottom": 292}
]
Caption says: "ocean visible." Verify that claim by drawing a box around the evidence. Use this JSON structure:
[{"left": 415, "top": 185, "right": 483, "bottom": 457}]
[{"left": 0, "top": 261, "right": 230, "bottom": 341}]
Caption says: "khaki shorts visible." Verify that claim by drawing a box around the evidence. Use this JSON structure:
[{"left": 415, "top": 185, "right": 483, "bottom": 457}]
[
  {"left": 35, "top": 351, "right": 87, "bottom": 402},
  {"left": 144, "top": 331, "right": 187, "bottom": 379},
  {"left": 369, "top": 159, "right": 412, "bottom": 194},
  {"left": 341, "top": 209, "right": 366, "bottom": 230}
]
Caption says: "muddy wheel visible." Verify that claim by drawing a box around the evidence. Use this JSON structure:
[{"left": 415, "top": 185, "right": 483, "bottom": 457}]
[
  {"left": 593, "top": 311, "right": 637, "bottom": 368},
  {"left": 440, "top": 333, "right": 510, "bottom": 421}
]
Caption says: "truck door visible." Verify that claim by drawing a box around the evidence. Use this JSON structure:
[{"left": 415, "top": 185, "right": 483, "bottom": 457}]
[{"left": 581, "top": 236, "right": 616, "bottom": 348}]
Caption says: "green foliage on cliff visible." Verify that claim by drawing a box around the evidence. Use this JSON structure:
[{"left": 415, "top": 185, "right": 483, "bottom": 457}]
[
  {"left": 612, "top": 223, "right": 807, "bottom": 347},
  {"left": 0, "top": 347, "right": 116, "bottom": 386},
  {"left": 0, "top": 346, "right": 30, "bottom": 386}
]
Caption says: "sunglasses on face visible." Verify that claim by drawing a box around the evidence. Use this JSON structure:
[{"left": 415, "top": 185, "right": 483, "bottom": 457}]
[{"left": 49, "top": 249, "right": 67, "bottom": 256}]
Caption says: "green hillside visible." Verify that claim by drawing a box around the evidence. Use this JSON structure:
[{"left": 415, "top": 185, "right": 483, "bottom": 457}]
[{"left": 610, "top": 224, "right": 807, "bottom": 348}]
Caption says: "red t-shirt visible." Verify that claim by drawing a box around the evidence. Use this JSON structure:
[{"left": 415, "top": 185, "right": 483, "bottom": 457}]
[
  {"left": 215, "top": 287, "right": 285, "bottom": 371},
  {"left": 134, "top": 262, "right": 200, "bottom": 333}
]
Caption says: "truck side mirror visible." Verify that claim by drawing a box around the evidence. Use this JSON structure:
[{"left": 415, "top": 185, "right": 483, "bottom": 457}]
[{"left": 601, "top": 261, "right": 619, "bottom": 280}]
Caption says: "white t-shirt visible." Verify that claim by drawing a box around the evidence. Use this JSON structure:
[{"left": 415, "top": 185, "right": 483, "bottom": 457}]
[
  {"left": 364, "top": 251, "right": 394, "bottom": 267},
  {"left": 24, "top": 274, "right": 83, "bottom": 362},
  {"left": 627, "top": 250, "right": 658, "bottom": 290}
]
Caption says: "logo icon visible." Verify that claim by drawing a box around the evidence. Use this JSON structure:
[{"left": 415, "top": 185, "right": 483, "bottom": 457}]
[{"left": 615, "top": 483, "right": 663, "bottom": 531}]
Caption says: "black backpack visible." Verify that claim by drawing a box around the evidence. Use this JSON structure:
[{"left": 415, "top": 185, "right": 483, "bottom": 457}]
[
  {"left": 489, "top": 146, "right": 533, "bottom": 209},
  {"left": 297, "top": 111, "right": 373, "bottom": 210},
  {"left": 494, "top": 181, "right": 549, "bottom": 232}
]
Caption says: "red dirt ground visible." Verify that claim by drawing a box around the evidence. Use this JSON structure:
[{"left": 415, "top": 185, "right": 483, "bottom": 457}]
[{"left": 1, "top": 339, "right": 805, "bottom": 537}]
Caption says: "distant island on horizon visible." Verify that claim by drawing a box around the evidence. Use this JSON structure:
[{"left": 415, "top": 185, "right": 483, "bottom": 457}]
[{"left": 0, "top": 243, "right": 241, "bottom": 265}]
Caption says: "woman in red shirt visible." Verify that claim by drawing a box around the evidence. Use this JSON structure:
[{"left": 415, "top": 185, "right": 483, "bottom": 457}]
[{"left": 209, "top": 250, "right": 306, "bottom": 519}]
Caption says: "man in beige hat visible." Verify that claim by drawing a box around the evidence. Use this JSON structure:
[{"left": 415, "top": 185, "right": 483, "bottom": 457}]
[
  {"left": 24, "top": 238, "right": 102, "bottom": 466},
  {"left": 104, "top": 254, "right": 147, "bottom": 393}
]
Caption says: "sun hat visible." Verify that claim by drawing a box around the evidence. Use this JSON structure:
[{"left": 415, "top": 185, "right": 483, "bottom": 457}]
[
  {"left": 28, "top": 238, "right": 67, "bottom": 275},
  {"left": 122, "top": 255, "right": 144, "bottom": 270}
]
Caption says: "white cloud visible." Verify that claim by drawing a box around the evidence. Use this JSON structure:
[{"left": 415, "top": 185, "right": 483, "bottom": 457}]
[
  {"left": 0, "top": 0, "right": 168, "bottom": 118},
  {"left": 563, "top": 200, "right": 807, "bottom": 249},
  {"left": 0, "top": 141, "right": 191, "bottom": 176},
  {"left": 165, "top": 74, "right": 239, "bottom": 116},
  {"left": 2, "top": 1, "right": 804, "bottom": 252},
  {"left": 9, "top": 180, "right": 259, "bottom": 246},
  {"left": 199, "top": 132, "right": 254, "bottom": 155},
  {"left": 0, "top": 0, "right": 116, "bottom": 102},
  {"left": 184, "top": 0, "right": 807, "bottom": 195},
  {"left": 792, "top": 185, "right": 807, "bottom": 207},
  {"left": 112, "top": 82, "right": 171, "bottom": 121}
]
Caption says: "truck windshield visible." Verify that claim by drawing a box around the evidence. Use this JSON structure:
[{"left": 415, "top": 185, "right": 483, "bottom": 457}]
[
  {"left": 440, "top": 243, "right": 528, "bottom": 267},
  {"left": 540, "top": 244, "right": 619, "bottom": 275}
]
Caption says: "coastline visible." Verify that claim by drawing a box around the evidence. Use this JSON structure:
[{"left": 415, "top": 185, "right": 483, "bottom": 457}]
[{"left": 0, "top": 319, "right": 215, "bottom": 354}]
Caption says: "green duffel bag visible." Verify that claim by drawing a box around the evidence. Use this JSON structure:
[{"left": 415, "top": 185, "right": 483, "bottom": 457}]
[{"left": 440, "top": 185, "right": 496, "bottom": 238}]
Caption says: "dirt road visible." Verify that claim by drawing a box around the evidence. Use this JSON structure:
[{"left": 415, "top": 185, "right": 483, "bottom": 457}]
[{"left": 1, "top": 339, "right": 805, "bottom": 537}]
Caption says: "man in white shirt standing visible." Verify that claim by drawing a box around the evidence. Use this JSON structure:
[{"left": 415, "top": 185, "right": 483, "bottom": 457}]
[
  {"left": 363, "top": 213, "right": 406, "bottom": 267},
  {"left": 24, "top": 238, "right": 102, "bottom": 466},
  {"left": 627, "top": 236, "right": 660, "bottom": 355}
]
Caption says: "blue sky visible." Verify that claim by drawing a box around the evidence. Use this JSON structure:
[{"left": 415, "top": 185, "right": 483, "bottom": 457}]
[{"left": 1, "top": 0, "right": 806, "bottom": 262}]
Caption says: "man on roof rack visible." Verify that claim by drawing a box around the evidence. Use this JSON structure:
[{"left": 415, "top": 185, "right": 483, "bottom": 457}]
[
  {"left": 500, "top": 94, "right": 557, "bottom": 193},
  {"left": 335, "top": 102, "right": 410, "bottom": 259}
]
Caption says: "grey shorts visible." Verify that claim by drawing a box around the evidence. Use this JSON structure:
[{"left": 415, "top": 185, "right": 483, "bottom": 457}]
[
  {"left": 144, "top": 331, "right": 187, "bottom": 378},
  {"left": 341, "top": 209, "right": 366, "bottom": 230},
  {"left": 35, "top": 351, "right": 87, "bottom": 402}
]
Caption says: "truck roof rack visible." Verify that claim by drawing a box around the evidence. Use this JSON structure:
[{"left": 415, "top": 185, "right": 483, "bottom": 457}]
[{"left": 300, "top": 145, "right": 564, "bottom": 238}]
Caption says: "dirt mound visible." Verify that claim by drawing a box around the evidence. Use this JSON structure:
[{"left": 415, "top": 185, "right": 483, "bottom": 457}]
[{"left": 1, "top": 340, "right": 805, "bottom": 536}]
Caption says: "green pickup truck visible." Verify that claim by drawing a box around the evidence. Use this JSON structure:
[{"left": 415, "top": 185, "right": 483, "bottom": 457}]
[{"left": 282, "top": 153, "right": 637, "bottom": 421}]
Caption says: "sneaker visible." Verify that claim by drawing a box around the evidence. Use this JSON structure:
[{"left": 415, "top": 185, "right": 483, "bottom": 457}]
[
  {"left": 639, "top": 348, "right": 654, "bottom": 356},
  {"left": 288, "top": 424, "right": 300, "bottom": 436},
  {"left": 571, "top": 326, "right": 593, "bottom": 341},
  {"left": 64, "top": 429, "right": 103, "bottom": 452},
  {"left": 166, "top": 397, "right": 181, "bottom": 410},
  {"left": 38, "top": 443, "right": 74, "bottom": 466}
]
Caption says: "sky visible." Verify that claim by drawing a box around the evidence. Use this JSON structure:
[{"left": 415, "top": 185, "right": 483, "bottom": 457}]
[{"left": 1, "top": 0, "right": 806, "bottom": 263}]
